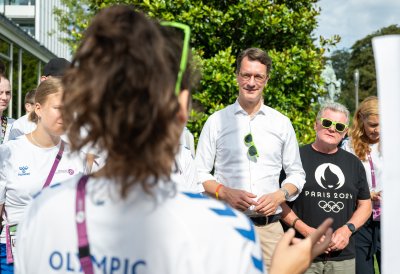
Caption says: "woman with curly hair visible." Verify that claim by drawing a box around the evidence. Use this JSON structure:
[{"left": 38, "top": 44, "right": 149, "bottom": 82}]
[{"left": 343, "top": 96, "right": 381, "bottom": 274}]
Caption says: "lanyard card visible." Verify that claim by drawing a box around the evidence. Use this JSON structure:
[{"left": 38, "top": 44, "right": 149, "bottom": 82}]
[{"left": 6, "top": 224, "right": 17, "bottom": 264}]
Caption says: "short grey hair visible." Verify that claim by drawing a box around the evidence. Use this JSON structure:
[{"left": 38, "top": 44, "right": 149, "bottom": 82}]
[{"left": 316, "top": 102, "right": 350, "bottom": 124}]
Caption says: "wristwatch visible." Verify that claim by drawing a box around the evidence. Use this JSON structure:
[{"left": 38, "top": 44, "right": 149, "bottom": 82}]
[
  {"left": 280, "top": 188, "right": 290, "bottom": 201},
  {"left": 345, "top": 223, "right": 356, "bottom": 234}
]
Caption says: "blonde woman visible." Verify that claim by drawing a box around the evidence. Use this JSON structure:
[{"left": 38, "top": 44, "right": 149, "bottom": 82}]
[
  {"left": 343, "top": 96, "right": 381, "bottom": 274},
  {"left": 0, "top": 77, "right": 86, "bottom": 272}
]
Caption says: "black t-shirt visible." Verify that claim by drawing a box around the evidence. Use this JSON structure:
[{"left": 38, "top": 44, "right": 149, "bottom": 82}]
[{"left": 292, "top": 144, "right": 370, "bottom": 261}]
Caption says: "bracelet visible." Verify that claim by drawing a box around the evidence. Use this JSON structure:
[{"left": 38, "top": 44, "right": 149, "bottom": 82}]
[
  {"left": 215, "top": 184, "right": 224, "bottom": 200},
  {"left": 292, "top": 217, "right": 300, "bottom": 229}
]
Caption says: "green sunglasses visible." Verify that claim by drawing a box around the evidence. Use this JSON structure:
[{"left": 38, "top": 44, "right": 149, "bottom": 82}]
[
  {"left": 160, "top": 21, "right": 191, "bottom": 96},
  {"left": 244, "top": 133, "right": 259, "bottom": 157},
  {"left": 320, "top": 118, "right": 348, "bottom": 132}
]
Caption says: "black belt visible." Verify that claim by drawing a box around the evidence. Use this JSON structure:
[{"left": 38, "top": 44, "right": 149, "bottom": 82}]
[{"left": 250, "top": 214, "right": 281, "bottom": 227}]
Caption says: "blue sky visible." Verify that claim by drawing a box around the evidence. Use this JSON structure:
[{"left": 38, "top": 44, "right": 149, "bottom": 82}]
[{"left": 314, "top": 0, "right": 400, "bottom": 50}]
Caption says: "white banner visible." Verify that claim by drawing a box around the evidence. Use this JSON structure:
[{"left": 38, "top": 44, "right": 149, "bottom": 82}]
[{"left": 372, "top": 35, "right": 400, "bottom": 274}]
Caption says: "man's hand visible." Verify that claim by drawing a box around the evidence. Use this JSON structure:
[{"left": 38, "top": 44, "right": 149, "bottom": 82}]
[
  {"left": 270, "top": 218, "right": 333, "bottom": 274},
  {"left": 329, "top": 225, "right": 352, "bottom": 251},
  {"left": 219, "top": 186, "right": 258, "bottom": 211},
  {"left": 254, "top": 190, "right": 285, "bottom": 216}
]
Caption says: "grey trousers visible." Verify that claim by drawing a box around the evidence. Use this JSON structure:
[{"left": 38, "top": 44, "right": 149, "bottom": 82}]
[{"left": 304, "top": 258, "right": 355, "bottom": 274}]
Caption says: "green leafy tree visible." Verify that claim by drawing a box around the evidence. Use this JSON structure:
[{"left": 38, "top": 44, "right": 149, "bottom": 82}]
[
  {"left": 335, "top": 24, "right": 400, "bottom": 113},
  {"left": 56, "top": 0, "right": 335, "bottom": 145},
  {"left": 53, "top": 0, "right": 96, "bottom": 53},
  {"left": 329, "top": 49, "right": 350, "bottom": 86}
]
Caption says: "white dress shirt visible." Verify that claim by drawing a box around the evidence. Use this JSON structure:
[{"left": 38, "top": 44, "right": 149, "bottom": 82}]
[{"left": 196, "top": 100, "right": 305, "bottom": 214}]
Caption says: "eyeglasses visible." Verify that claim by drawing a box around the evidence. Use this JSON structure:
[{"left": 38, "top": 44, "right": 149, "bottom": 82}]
[
  {"left": 244, "top": 133, "right": 259, "bottom": 157},
  {"left": 160, "top": 21, "right": 191, "bottom": 96},
  {"left": 239, "top": 72, "right": 267, "bottom": 83},
  {"left": 320, "top": 118, "right": 348, "bottom": 132}
]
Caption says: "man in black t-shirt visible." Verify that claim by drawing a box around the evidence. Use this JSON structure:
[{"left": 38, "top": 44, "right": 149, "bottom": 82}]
[{"left": 282, "top": 102, "right": 371, "bottom": 274}]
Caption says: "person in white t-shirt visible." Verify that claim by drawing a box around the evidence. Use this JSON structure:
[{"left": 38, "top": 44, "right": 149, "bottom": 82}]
[
  {"left": 8, "top": 89, "right": 37, "bottom": 141},
  {"left": 171, "top": 143, "right": 203, "bottom": 192},
  {"left": 0, "top": 76, "right": 15, "bottom": 144},
  {"left": 14, "top": 5, "right": 333, "bottom": 274},
  {"left": 182, "top": 126, "right": 196, "bottom": 157},
  {"left": 0, "top": 77, "right": 86, "bottom": 272},
  {"left": 342, "top": 96, "right": 382, "bottom": 274}
]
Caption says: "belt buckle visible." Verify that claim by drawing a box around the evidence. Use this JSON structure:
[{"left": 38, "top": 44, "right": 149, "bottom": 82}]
[{"left": 251, "top": 216, "right": 268, "bottom": 227}]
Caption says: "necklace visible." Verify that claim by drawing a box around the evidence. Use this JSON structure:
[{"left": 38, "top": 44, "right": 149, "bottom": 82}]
[
  {"left": 30, "top": 132, "right": 47, "bottom": 148},
  {"left": 30, "top": 132, "right": 60, "bottom": 148}
]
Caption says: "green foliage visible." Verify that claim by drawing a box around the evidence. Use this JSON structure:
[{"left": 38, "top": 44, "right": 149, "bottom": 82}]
[
  {"left": 54, "top": 0, "right": 95, "bottom": 53},
  {"left": 55, "top": 0, "right": 332, "bottom": 145},
  {"left": 333, "top": 24, "right": 400, "bottom": 113}
]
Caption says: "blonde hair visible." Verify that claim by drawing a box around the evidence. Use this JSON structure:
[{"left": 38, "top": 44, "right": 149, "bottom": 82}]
[
  {"left": 29, "top": 77, "right": 63, "bottom": 123},
  {"left": 349, "top": 96, "right": 379, "bottom": 161}
]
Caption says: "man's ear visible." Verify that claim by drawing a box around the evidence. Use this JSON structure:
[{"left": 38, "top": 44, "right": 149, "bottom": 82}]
[{"left": 177, "top": 89, "right": 190, "bottom": 124}]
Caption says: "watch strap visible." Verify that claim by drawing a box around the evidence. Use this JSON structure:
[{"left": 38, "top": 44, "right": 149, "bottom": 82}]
[
  {"left": 280, "top": 188, "right": 290, "bottom": 200},
  {"left": 345, "top": 223, "right": 356, "bottom": 234}
]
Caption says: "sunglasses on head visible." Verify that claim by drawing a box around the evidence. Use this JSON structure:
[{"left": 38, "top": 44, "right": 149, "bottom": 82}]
[
  {"left": 320, "top": 118, "right": 348, "bottom": 132},
  {"left": 160, "top": 21, "right": 191, "bottom": 96},
  {"left": 244, "top": 133, "right": 259, "bottom": 157}
]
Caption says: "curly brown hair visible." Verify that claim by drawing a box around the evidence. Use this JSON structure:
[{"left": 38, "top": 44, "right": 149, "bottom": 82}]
[
  {"left": 62, "top": 5, "right": 182, "bottom": 197},
  {"left": 349, "top": 96, "right": 379, "bottom": 161}
]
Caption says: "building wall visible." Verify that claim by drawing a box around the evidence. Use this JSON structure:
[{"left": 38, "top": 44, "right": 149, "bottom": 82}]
[
  {"left": 0, "top": 13, "right": 56, "bottom": 118},
  {"left": 1, "top": 0, "right": 71, "bottom": 60},
  {"left": 35, "top": 0, "right": 71, "bottom": 60}
]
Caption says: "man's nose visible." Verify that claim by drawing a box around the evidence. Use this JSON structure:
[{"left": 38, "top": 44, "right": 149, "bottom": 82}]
[
  {"left": 328, "top": 124, "right": 336, "bottom": 132},
  {"left": 247, "top": 76, "right": 256, "bottom": 85}
]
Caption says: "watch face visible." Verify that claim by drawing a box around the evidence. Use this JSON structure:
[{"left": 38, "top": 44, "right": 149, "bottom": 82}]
[{"left": 347, "top": 223, "right": 355, "bottom": 233}]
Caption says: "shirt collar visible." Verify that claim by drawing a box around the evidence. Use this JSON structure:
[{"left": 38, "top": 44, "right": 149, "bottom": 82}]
[{"left": 233, "top": 99, "right": 267, "bottom": 116}]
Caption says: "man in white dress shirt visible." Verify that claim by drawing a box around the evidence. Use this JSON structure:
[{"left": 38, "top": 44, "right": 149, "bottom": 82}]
[{"left": 196, "top": 47, "right": 306, "bottom": 270}]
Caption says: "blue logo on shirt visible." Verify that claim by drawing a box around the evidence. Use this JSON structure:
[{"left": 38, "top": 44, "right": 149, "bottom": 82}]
[
  {"left": 183, "top": 193, "right": 264, "bottom": 273},
  {"left": 18, "top": 166, "right": 30, "bottom": 176}
]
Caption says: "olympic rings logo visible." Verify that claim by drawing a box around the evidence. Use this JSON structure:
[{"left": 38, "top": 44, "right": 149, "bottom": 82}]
[{"left": 318, "top": 200, "right": 344, "bottom": 213}]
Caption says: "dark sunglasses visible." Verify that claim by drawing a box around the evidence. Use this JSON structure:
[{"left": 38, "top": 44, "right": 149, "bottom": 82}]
[
  {"left": 244, "top": 133, "right": 259, "bottom": 157},
  {"left": 320, "top": 118, "right": 348, "bottom": 132}
]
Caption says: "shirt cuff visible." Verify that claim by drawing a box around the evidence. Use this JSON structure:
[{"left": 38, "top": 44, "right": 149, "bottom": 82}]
[
  {"left": 282, "top": 176, "right": 305, "bottom": 202},
  {"left": 197, "top": 173, "right": 217, "bottom": 185}
]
